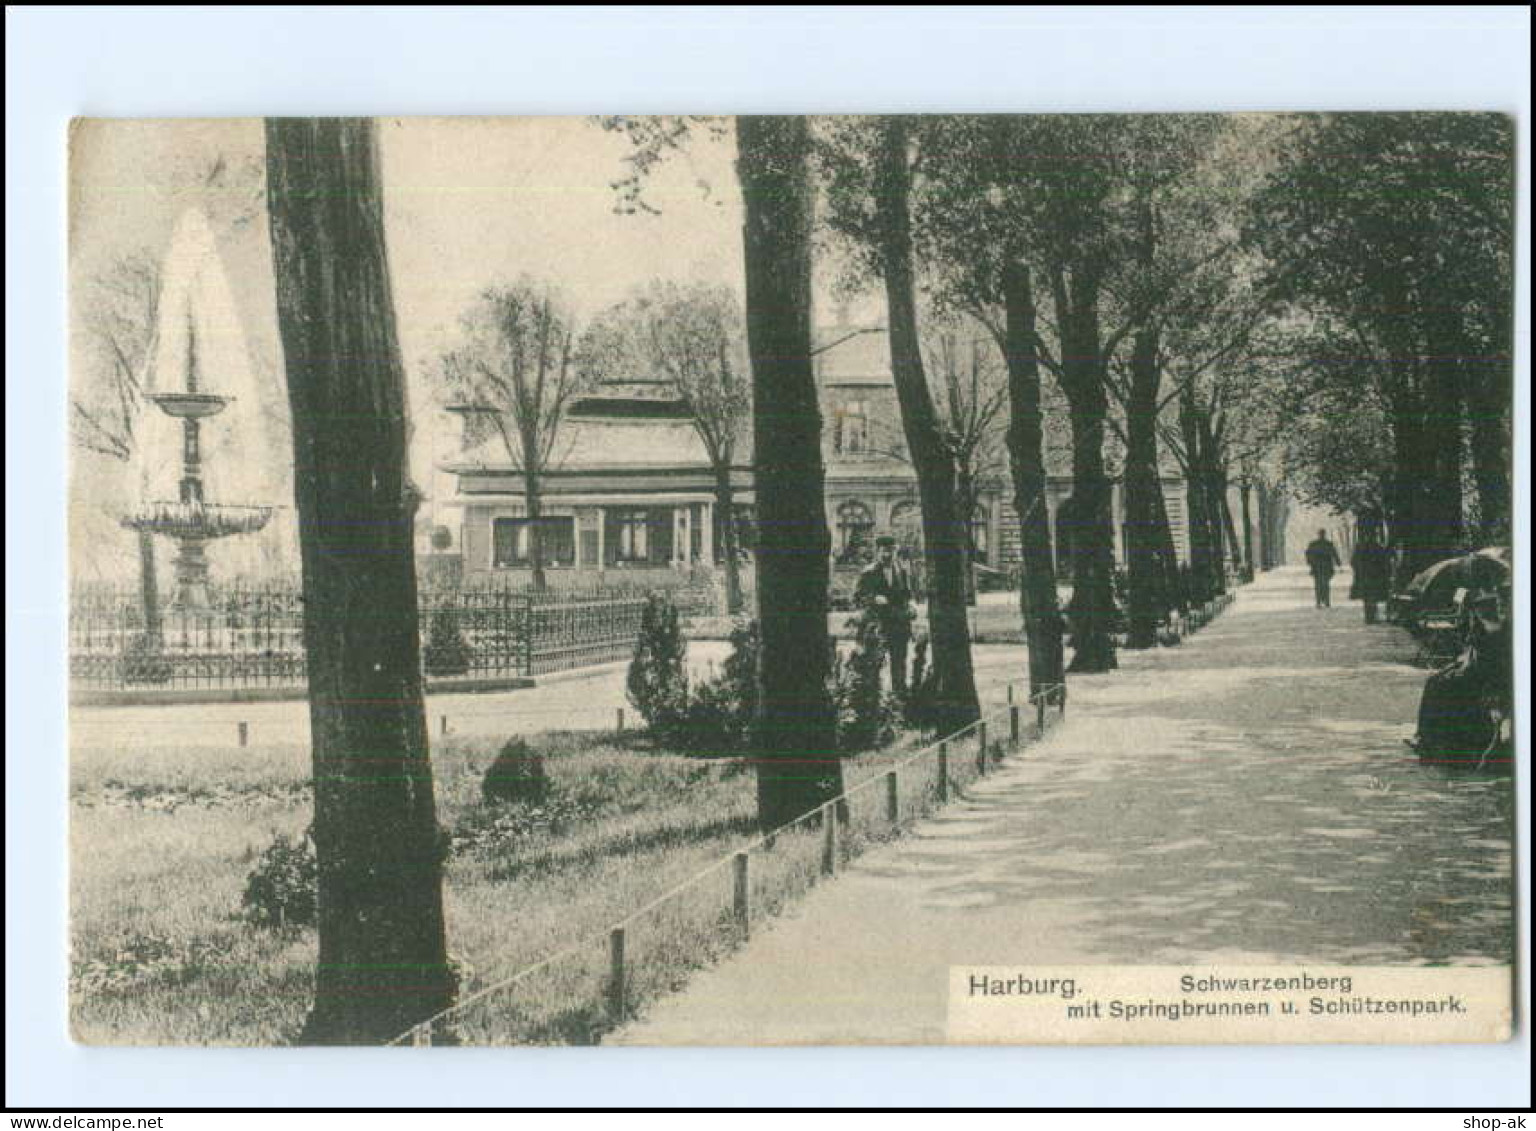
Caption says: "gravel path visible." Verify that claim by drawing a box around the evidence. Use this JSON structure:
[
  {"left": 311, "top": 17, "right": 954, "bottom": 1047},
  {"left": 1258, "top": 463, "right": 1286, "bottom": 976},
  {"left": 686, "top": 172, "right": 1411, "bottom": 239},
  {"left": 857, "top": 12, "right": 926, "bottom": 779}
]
[{"left": 613, "top": 566, "right": 1514, "bottom": 1045}]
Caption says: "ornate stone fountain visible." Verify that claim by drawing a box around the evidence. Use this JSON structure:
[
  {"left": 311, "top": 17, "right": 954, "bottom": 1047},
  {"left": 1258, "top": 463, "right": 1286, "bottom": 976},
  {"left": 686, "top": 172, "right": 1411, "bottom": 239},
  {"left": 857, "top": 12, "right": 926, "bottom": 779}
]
[{"left": 121, "top": 216, "right": 272, "bottom": 611}]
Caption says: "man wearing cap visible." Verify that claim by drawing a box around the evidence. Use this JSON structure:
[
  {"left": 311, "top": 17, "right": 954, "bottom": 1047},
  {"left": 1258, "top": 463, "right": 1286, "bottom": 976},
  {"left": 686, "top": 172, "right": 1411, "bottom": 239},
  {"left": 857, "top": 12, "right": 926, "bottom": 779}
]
[{"left": 854, "top": 534, "right": 916, "bottom": 692}]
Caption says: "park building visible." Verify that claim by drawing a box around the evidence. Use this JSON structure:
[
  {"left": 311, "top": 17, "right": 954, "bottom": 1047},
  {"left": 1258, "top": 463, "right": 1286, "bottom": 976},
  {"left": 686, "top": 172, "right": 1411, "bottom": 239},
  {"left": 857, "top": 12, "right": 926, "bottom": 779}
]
[{"left": 435, "top": 324, "right": 1229, "bottom": 597}]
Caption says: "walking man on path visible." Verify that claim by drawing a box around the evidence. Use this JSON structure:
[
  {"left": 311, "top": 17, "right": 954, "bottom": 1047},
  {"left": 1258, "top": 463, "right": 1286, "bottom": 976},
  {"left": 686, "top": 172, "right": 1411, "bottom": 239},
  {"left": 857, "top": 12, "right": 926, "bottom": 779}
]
[
  {"left": 1350, "top": 528, "right": 1394, "bottom": 623},
  {"left": 855, "top": 534, "right": 916, "bottom": 693},
  {"left": 1305, "top": 529, "right": 1343, "bottom": 608}
]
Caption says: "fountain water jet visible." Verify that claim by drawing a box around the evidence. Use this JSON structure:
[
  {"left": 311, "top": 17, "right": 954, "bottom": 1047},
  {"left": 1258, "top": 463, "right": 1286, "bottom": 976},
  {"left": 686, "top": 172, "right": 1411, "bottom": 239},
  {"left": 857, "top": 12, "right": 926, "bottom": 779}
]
[{"left": 122, "top": 209, "right": 271, "bottom": 612}]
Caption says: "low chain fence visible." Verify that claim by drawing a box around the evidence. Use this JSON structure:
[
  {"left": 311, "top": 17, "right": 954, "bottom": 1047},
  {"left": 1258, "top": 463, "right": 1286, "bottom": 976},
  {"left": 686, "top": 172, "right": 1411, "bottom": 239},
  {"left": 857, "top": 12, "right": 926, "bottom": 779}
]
[
  {"left": 388, "top": 587, "right": 1242, "bottom": 1047},
  {"left": 391, "top": 679, "right": 1069, "bottom": 1047},
  {"left": 69, "top": 581, "right": 719, "bottom": 692}
]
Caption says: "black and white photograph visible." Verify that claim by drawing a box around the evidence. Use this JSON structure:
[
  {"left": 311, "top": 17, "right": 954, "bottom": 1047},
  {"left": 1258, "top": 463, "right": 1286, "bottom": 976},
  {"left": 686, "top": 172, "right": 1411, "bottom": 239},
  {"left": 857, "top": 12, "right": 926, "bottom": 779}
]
[{"left": 62, "top": 109, "right": 1516, "bottom": 1049}]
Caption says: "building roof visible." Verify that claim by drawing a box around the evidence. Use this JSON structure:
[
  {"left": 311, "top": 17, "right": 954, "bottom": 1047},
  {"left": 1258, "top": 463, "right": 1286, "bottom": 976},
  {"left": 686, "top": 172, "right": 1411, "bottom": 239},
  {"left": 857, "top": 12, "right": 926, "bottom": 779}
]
[
  {"left": 814, "top": 324, "right": 892, "bottom": 386},
  {"left": 447, "top": 414, "right": 713, "bottom": 473}
]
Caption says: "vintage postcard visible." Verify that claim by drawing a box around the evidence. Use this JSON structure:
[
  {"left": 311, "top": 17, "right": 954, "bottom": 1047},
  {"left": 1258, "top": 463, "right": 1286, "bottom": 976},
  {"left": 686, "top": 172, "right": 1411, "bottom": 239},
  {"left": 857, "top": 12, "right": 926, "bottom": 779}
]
[{"left": 67, "top": 113, "right": 1515, "bottom": 1047}]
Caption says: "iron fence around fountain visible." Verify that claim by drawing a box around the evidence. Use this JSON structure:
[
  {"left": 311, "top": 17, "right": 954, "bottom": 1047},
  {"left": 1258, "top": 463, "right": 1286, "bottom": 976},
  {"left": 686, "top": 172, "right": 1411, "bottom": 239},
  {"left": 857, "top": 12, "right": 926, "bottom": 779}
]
[{"left": 68, "top": 580, "right": 720, "bottom": 693}]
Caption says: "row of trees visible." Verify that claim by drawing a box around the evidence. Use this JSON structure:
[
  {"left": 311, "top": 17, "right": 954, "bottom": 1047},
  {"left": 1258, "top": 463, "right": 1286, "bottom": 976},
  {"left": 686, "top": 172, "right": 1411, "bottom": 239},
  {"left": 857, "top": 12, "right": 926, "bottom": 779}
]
[{"left": 1246, "top": 112, "right": 1514, "bottom": 583}]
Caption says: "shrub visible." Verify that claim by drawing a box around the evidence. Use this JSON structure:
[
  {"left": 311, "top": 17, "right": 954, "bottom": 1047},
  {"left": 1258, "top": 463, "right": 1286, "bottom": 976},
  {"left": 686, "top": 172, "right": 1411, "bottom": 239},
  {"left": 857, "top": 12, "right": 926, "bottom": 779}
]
[
  {"left": 482, "top": 738, "right": 549, "bottom": 804},
  {"left": 423, "top": 606, "right": 472, "bottom": 676},
  {"left": 627, "top": 593, "right": 689, "bottom": 737},
  {"left": 672, "top": 617, "right": 759, "bottom": 754},
  {"left": 117, "top": 631, "right": 173, "bottom": 686},
  {"left": 677, "top": 677, "right": 739, "bottom": 754},
  {"left": 901, "top": 634, "right": 943, "bottom": 732},
  {"left": 241, "top": 830, "right": 318, "bottom": 929}
]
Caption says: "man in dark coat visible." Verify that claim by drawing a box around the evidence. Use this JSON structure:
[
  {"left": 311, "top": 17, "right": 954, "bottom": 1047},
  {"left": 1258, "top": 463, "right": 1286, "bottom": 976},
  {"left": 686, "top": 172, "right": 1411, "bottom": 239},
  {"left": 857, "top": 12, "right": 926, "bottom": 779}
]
[
  {"left": 1304, "top": 529, "right": 1342, "bottom": 608},
  {"left": 1349, "top": 530, "right": 1394, "bottom": 623},
  {"left": 854, "top": 534, "right": 916, "bottom": 692}
]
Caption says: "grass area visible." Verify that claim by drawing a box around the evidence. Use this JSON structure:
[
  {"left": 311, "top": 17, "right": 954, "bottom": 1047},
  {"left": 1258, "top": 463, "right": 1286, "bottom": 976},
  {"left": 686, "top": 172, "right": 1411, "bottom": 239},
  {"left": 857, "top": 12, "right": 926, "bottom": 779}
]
[{"left": 69, "top": 717, "right": 973, "bottom": 1046}]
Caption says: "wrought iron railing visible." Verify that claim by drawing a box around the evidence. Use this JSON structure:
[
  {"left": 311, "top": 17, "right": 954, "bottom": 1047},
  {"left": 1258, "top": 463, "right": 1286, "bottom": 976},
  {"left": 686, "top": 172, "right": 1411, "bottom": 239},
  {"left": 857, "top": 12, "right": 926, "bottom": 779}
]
[{"left": 69, "top": 581, "right": 719, "bottom": 692}]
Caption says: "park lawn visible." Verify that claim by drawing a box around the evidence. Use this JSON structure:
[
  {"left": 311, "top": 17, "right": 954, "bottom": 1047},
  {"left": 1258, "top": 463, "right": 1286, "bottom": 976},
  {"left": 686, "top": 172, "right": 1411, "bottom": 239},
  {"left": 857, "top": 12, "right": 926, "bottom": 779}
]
[{"left": 69, "top": 723, "right": 937, "bottom": 1046}]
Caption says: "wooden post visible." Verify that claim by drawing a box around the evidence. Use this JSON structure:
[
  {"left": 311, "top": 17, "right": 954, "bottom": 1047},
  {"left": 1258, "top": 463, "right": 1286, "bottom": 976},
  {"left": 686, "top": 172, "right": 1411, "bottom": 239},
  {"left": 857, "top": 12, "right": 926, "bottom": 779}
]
[
  {"left": 732, "top": 852, "right": 750, "bottom": 938},
  {"left": 821, "top": 804, "right": 838, "bottom": 876},
  {"left": 937, "top": 742, "right": 949, "bottom": 802},
  {"left": 1006, "top": 684, "right": 1014, "bottom": 705},
  {"left": 440, "top": 714, "right": 448, "bottom": 736},
  {"left": 1037, "top": 694, "right": 1047, "bottom": 734},
  {"left": 238, "top": 721, "right": 248, "bottom": 747},
  {"left": 977, "top": 722, "right": 989, "bottom": 774},
  {"left": 885, "top": 770, "right": 899, "bottom": 823},
  {"left": 608, "top": 926, "right": 626, "bottom": 1023},
  {"left": 616, "top": 707, "right": 625, "bottom": 734},
  {"left": 1009, "top": 704, "right": 1020, "bottom": 745}
]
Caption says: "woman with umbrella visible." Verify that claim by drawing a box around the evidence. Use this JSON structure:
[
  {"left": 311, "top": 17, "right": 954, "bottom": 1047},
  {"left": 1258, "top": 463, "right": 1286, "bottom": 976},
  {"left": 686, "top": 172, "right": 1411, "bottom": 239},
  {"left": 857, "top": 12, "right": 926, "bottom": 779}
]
[{"left": 1410, "top": 581, "right": 1512, "bottom": 769}]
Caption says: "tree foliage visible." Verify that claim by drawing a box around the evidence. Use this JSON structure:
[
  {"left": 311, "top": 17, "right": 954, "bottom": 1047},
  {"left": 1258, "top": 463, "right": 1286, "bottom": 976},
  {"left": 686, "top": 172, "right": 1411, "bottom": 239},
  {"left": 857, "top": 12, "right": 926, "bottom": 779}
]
[{"left": 1247, "top": 112, "right": 1514, "bottom": 564}]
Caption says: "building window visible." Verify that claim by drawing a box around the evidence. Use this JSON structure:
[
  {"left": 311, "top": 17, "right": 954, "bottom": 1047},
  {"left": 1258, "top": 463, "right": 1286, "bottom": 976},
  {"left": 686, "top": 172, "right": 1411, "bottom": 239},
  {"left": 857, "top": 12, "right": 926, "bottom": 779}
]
[
  {"left": 492, "top": 516, "right": 575, "bottom": 568},
  {"left": 891, "top": 499, "right": 923, "bottom": 561},
  {"left": 609, "top": 508, "right": 650, "bottom": 563},
  {"left": 834, "top": 399, "right": 870, "bottom": 456},
  {"left": 835, "top": 499, "right": 875, "bottom": 563}
]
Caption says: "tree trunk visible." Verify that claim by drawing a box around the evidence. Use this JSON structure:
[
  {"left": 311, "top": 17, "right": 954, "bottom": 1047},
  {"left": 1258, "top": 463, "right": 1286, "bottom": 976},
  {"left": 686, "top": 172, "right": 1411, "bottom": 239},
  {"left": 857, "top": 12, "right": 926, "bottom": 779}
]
[
  {"left": 1464, "top": 317, "right": 1511, "bottom": 544},
  {"left": 957, "top": 463, "right": 979, "bottom": 607},
  {"left": 1053, "top": 268, "right": 1118, "bottom": 674},
  {"left": 874, "top": 117, "right": 981, "bottom": 733},
  {"left": 1256, "top": 481, "right": 1275, "bottom": 570},
  {"left": 1240, "top": 480, "right": 1255, "bottom": 580},
  {"left": 1421, "top": 317, "right": 1466, "bottom": 561},
  {"left": 1199, "top": 413, "right": 1230, "bottom": 597},
  {"left": 1151, "top": 477, "right": 1187, "bottom": 611},
  {"left": 1123, "top": 324, "right": 1165, "bottom": 649},
  {"left": 265, "top": 118, "right": 455, "bottom": 1045},
  {"left": 1385, "top": 376, "right": 1425, "bottom": 586},
  {"left": 1218, "top": 484, "right": 1240, "bottom": 591},
  {"left": 137, "top": 530, "right": 162, "bottom": 643},
  {"left": 1466, "top": 368, "right": 1511, "bottom": 545},
  {"left": 1001, "top": 260, "right": 1066, "bottom": 696},
  {"left": 737, "top": 115, "right": 843, "bottom": 832},
  {"left": 713, "top": 463, "right": 743, "bottom": 615},
  {"left": 1389, "top": 338, "right": 1463, "bottom": 584},
  {"left": 1180, "top": 390, "right": 1217, "bottom": 603},
  {"left": 525, "top": 466, "right": 547, "bottom": 592}
]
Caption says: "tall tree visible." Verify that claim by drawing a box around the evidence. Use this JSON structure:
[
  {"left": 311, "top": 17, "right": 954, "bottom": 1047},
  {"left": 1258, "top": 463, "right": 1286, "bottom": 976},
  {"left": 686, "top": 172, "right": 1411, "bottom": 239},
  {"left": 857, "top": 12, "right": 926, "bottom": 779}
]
[
  {"left": 921, "top": 318, "right": 1011, "bottom": 603},
  {"left": 1099, "top": 115, "right": 1242, "bottom": 646},
  {"left": 1037, "top": 118, "right": 1128, "bottom": 673},
  {"left": 873, "top": 116, "right": 982, "bottom": 731},
  {"left": 1000, "top": 259, "right": 1068, "bottom": 694},
  {"left": 581, "top": 281, "right": 752, "bottom": 613},
  {"left": 439, "top": 280, "right": 582, "bottom": 591},
  {"left": 821, "top": 115, "right": 982, "bottom": 732},
  {"left": 736, "top": 115, "right": 845, "bottom": 830},
  {"left": 913, "top": 114, "right": 1068, "bottom": 696},
  {"left": 265, "top": 117, "right": 454, "bottom": 1044},
  {"left": 72, "top": 253, "right": 165, "bottom": 640}
]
